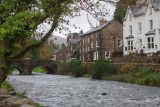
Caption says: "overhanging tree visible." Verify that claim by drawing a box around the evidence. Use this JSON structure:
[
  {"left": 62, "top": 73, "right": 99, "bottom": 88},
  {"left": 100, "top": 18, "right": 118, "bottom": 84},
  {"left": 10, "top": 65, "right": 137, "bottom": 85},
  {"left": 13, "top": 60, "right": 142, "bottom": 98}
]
[{"left": 0, "top": 0, "right": 115, "bottom": 84}]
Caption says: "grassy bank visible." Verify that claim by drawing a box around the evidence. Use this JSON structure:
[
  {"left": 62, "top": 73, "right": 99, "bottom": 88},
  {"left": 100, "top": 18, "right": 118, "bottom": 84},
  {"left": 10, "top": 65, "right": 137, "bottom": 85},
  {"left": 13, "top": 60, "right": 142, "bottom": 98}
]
[
  {"left": 1, "top": 81, "right": 14, "bottom": 91},
  {"left": 59, "top": 59, "right": 160, "bottom": 87},
  {"left": 103, "top": 71, "right": 160, "bottom": 87}
]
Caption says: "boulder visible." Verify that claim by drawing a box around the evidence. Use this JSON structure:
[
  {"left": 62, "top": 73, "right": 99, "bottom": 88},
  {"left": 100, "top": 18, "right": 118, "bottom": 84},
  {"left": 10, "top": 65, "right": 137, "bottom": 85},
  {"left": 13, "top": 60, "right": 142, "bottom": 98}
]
[
  {"left": 1, "top": 96, "right": 33, "bottom": 107},
  {"left": 0, "top": 89, "right": 9, "bottom": 95},
  {"left": 0, "top": 95, "right": 11, "bottom": 101}
]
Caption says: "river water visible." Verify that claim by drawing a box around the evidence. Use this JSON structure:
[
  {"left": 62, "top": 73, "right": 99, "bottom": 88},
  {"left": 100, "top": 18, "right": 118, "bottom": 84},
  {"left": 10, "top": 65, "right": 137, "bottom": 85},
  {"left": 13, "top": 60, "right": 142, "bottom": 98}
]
[{"left": 7, "top": 74, "right": 160, "bottom": 107}]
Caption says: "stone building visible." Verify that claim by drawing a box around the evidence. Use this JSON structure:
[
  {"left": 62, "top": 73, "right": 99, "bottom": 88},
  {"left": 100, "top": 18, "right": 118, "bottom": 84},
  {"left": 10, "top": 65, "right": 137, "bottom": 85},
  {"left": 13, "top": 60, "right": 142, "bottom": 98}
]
[
  {"left": 80, "top": 19, "right": 123, "bottom": 62},
  {"left": 53, "top": 32, "right": 82, "bottom": 61}
]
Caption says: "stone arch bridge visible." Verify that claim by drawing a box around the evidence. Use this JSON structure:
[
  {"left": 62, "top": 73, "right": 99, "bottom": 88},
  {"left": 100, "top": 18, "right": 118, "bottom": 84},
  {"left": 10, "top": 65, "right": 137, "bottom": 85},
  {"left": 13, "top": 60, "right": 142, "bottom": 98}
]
[{"left": 12, "top": 59, "right": 58, "bottom": 75}]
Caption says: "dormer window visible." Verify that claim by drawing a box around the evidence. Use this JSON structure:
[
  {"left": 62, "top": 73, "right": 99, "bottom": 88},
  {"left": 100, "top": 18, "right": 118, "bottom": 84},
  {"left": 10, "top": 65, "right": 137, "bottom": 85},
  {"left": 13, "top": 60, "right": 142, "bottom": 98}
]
[{"left": 129, "top": 13, "right": 132, "bottom": 21}]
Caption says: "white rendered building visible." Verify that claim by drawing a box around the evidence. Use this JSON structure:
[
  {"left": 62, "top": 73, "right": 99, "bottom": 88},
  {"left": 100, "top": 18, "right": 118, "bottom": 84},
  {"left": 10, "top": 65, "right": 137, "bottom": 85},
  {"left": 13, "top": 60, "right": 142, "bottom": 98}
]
[{"left": 123, "top": 0, "right": 160, "bottom": 56}]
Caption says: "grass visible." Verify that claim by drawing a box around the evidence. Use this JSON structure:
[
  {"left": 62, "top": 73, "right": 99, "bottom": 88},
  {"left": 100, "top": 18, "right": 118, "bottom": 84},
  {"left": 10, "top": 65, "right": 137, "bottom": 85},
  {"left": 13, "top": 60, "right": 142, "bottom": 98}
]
[
  {"left": 32, "top": 67, "right": 46, "bottom": 73},
  {"left": 1, "top": 81, "right": 14, "bottom": 91},
  {"left": 103, "top": 71, "right": 160, "bottom": 87}
]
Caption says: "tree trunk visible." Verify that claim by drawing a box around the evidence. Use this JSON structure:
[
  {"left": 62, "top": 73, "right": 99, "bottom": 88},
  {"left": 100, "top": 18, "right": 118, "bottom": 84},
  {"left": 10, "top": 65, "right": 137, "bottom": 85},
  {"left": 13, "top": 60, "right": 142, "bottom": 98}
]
[
  {"left": 0, "top": 66, "right": 7, "bottom": 85},
  {"left": 0, "top": 58, "right": 11, "bottom": 85}
]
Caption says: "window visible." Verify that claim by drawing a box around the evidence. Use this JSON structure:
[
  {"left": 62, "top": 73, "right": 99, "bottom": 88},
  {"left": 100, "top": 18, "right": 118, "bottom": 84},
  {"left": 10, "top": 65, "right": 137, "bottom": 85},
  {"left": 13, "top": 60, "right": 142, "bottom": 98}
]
[
  {"left": 129, "top": 13, "right": 132, "bottom": 21},
  {"left": 117, "top": 40, "right": 122, "bottom": 47},
  {"left": 88, "top": 47, "right": 90, "bottom": 51},
  {"left": 138, "top": 23, "right": 142, "bottom": 33},
  {"left": 149, "top": 20, "right": 153, "bottom": 31},
  {"left": 96, "top": 40, "right": 99, "bottom": 47},
  {"left": 91, "top": 42, "right": 93, "bottom": 48},
  {"left": 149, "top": 7, "right": 152, "bottom": 15},
  {"left": 71, "top": 46, "right": 72, "bottom": 51},
  {"left": 88, "top": 38, "right": 90, "bottom": 43},
  {"left": 129, "top": 25, "right": 132, "bottom": 34},
  {"left": 147, "top": 37, "right": 154, "bottom": 49},
  {"left": 127, "top": 40, "right": 133, "bottom": 51},
  {"left": 105, "top": 51, "right": 110, "bottom": 59},
  {"left": 82, "top": 39, "right": 84, "bottom": 44},
  {"left": 93, "top": 51, "right": 99, "bottom": 60}
]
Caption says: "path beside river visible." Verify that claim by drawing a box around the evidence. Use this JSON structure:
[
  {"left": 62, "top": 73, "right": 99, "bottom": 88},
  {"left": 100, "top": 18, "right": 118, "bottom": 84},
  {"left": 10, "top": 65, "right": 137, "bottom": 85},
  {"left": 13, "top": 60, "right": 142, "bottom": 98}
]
[{"left": 7, "top": 74, "right": 160, "bottom": 107}]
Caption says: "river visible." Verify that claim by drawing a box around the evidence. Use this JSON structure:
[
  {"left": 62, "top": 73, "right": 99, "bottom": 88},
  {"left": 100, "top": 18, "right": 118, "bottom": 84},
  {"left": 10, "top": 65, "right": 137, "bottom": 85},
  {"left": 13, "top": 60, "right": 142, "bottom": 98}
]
[{"left": 7, "top": 74, "right": 160, "bottom": 107}]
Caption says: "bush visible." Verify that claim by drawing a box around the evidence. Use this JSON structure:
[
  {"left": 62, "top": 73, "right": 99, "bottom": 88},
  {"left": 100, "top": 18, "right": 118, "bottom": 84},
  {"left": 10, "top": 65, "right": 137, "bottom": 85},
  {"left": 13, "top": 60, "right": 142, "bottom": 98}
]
[
  {"left": 68, "top": 60, "right": 84, "bottom": 77},
  {"left": 119, "top": 64, "right": 137, "bottom": 74},
  {"left": 92, "top": 58, "right": 113, "bottom": 80},
  {"left": 59, "top": 61, "right": 70, "bottom": 75},
  {"left": 82, "top": 62, "right": 94, "bottom": 75}
]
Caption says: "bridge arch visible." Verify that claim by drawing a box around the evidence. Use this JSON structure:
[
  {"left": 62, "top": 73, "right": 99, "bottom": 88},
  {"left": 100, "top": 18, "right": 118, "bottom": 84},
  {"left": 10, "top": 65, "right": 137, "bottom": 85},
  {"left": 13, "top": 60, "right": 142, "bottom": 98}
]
[
  {"left": 31, "top": 65, "right": 56, "bottom": 74},
  {"left": 12, "top": 59, "right": 58, "bottom": 75},
  {"left": 12, "top": 66, "right": 23, "bottom": 75}
]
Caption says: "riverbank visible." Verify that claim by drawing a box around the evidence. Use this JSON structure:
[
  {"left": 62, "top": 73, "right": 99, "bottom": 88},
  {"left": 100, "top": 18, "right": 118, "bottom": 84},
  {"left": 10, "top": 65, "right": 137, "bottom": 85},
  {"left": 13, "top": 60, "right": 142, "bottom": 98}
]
[
  {"left": 0, "top": 82, "right": 45, "bottom": 107},
  {"left": 59, "top": 60, "right": 160, "bottom": 87}
]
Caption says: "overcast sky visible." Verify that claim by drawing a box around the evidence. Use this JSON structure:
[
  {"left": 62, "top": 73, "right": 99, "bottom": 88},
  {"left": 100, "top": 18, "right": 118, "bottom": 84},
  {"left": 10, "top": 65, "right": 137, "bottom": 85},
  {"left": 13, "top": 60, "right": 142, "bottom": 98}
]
[{"left": 53, "top": 2, "right": 116, "bottom": 38}]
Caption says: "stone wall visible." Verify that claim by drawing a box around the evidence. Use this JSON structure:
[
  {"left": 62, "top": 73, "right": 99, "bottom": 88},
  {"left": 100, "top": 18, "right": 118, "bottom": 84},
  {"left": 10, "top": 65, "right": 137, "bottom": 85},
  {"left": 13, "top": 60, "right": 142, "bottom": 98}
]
[{"left": 111, "top": 56, "right": 160, "bottom": 64}]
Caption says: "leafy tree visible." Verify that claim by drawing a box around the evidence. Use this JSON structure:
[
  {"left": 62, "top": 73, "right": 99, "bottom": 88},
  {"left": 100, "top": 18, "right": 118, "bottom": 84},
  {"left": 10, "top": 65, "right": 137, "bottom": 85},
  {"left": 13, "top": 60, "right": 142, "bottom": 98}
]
[
  {"left": 114, "top": 0, "right": 137, "bottom": 22},
  {"left": 0, "top": 0, "right": 73, "bottom": 84},
  {"left": 29, "top": 48, "right": 40, "bottom": 59},
  {"left": 0, "top": 0, "right": 114, "bottom": 84},
  {"left": 39, "top": 44, "right": 53, "bottom": 59}
]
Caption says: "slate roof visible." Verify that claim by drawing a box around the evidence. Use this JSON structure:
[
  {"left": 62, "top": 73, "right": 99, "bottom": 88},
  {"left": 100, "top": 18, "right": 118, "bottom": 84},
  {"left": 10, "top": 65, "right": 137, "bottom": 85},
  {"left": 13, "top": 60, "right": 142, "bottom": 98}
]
[
  {"left": 125, "top": 35, "right": 134, "bottom": 39},
  {"left": 80, "top": 20, "right": 113, "bottom": 36},
  {"left": 127, "top": 0, "right": 160, "bottom": 18},
  {"left": 151, "top": 0, "right": 160, "bottom": 10},
  {"left": 145, "top": 30, "right": 156, "bottom": 35},
  {"left": 130, "top": 6, "right": 146, "bottom": 17},
  {"left": 69, "top": 39, "right": 80, "bottom": 44}
]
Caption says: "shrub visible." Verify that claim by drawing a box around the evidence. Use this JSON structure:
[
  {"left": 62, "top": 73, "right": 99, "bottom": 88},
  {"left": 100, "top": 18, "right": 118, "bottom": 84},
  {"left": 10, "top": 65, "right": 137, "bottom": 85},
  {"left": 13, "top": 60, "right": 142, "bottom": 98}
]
[
  {"left": 68, "top": 60, "right": 84, "bottom": 77},
  {"left": 59, "top": 61, "right": 70, "bottom": 75},
  {"left": 119, "top": 64, "right": 137, "bottom": 74},
  {"left": 92, "top": 58, "right": 113, "bottom": 80},
  {"left": 82, "top": 62, "right": 94, "bottom": 75}
]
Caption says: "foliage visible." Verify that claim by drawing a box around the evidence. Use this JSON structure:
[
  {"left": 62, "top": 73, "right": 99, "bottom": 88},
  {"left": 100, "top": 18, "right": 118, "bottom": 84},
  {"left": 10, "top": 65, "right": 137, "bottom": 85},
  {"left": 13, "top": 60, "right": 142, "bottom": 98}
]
[
  {"left": 59, "top": 61, "right": 70, "bottom": 75},
  {"left": 92, "top": 58, "right": 113, "bottom": 80},
  {"left": 1, "top": 81, "right": 14, "bottom": 91},
  {"left": 29, "top": 48, "right": 40, "bottom": 59},
  {"left": 32, "top": 67, "right": 46, "bottom": 73},
  {"left": 82, "top": 62, "right": 94, "bottom": 75},
  {"left": 39, "top": 44, "right": 53, "bottom": 59},
  {"left": 0, "top": 0, "right": 74, "bottom": 84},
  {"left": 114, "top": 0, "right": 137, "bottom": 22},
  {"left": 104, "top": 66, "right": 160, "bottom": 87},
  {"left": 68, "top": 60, "right": 84, "bottom": 77},
  {"left": 119, "top": 64, "right": 137, "bottom": 74}
]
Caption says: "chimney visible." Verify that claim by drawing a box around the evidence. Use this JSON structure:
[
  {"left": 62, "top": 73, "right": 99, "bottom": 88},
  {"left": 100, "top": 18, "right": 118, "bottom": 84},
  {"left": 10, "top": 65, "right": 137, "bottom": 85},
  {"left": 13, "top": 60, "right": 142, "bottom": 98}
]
[
  {"left": 99, "top": 19, "right": 107, "bottom": 26},
  {"left": 80, "top": 29, "right": 83, "bottom": 34}
]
